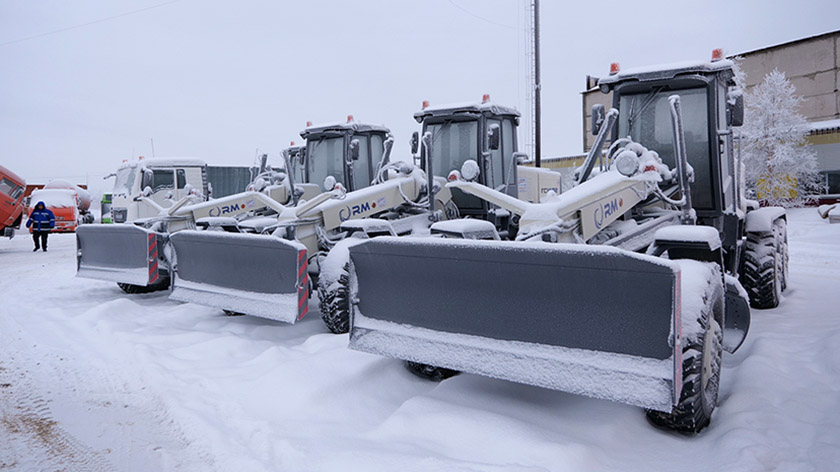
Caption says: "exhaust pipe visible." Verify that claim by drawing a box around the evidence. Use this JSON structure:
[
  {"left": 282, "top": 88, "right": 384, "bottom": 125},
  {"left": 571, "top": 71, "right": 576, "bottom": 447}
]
[
  {"left": 668, "top": 95, "right": 694, "bottom": 224},
  {"left": 422, "top": 131, "right": 435, "bottom": 215}
]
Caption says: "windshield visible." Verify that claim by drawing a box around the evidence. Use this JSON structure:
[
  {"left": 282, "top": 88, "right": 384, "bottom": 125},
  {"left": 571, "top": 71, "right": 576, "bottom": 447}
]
[
  {"left": 0, "top": 177, "right": 24, "bottom": 200},
  {"left": 307, "top": 136, "right": 345, "bottom": 188},
  {"left": 426, "top": 119, "right": 482, "bottom": 210},
  {"left": 618, "top": 87, "right": 713, "bottom": 210},
  {"left": 426, "top": 120, "right": 479, "bottom": 176},
  {"left": 113, "top": 166, "right": 138, "bottom": 196}
]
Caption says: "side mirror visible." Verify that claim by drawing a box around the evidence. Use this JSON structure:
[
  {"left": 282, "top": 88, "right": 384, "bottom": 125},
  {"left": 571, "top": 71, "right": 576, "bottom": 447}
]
[
  {"left": 410, "top": 131, "right": 419, "bottom": 155},
  {"left": 728, "top": 91, "right": 744, "bottom": 127},
  {"left": 349, "top": 139, "right": 360, "bottom": 161},
  {"left": 142, "top": 186, "right": 153, "bottom": 197},
  {"left": 591, "top": 104, "right": 605, "bottom": 136},
  {"left": 488, "top": 124, "right": 500, "bottom": 151},
  {"left": 513, "top": 151, "right": 529, "bottom": 165}
]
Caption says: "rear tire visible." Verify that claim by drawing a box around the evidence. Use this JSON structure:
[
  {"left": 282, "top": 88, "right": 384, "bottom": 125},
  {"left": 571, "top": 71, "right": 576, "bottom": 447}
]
[
  {"left": 774, "top": 219, "right": 789, "bottom": 292},
  {"left": 117, "top": 279, "right": 169, "bottom": 294},
  {"left": 741, "top": 219, "right": 785, "bottom": 309},
  {"left": 647, "top": 272, "right": 723, "bottom": 434},
  {"left": 405, "top": 361, "right": 460, "bottom": 381},
  {"left": 318, "top": 262, "right": 351, "bottom": 334}
]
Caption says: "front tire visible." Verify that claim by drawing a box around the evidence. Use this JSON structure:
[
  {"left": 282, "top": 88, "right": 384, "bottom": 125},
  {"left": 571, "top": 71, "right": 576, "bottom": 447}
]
[
  {"left": 318, "top": 262, "right": 351, "bottom": 334},
  {"left": 117, "top": 279, "right": 169, "bottom": 294},
  {"left": 405, "top": 361, "right": 460, "bottom": 381},
  {"left": 647, "top": 273, "right": 723, "bottom": 434}
]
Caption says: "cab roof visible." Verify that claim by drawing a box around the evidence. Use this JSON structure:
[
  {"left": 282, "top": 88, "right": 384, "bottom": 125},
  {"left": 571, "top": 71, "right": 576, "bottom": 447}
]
[
  {"left": 0, "top": 165, "right": 25, "bottom": 185},
  {"left": 413, "top": 101, "right": 520, "bottom": 123},
  {"left": 598, "top": 59, "right": 736, "bottom": 89},
  {"left": 300, "top": 121, "right": 390, "bottom": 139}
]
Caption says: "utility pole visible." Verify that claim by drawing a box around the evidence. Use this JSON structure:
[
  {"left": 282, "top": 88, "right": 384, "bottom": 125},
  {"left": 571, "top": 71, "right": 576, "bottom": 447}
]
[{"left": 532, "top": 0, "right": 542, "bottom": 167}]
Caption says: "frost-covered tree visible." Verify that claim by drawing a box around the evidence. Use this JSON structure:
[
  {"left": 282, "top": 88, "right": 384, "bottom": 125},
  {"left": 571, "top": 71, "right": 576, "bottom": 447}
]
[{"left": 740, "top": 69, "right": 819, "bottom": 206}]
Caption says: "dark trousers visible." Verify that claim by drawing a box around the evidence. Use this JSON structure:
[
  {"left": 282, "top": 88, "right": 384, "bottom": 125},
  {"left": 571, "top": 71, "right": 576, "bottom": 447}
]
[{"left": 32, "top": 231, "right": 49, "bottom": 250}]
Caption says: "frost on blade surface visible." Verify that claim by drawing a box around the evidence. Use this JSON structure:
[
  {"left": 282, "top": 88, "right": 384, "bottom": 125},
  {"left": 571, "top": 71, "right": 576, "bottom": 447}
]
[
  {"left": 170, "top": 279, "right": 298, "bottom": 323},
  {"left": 351, "top": 314, "right": 674, "bottom": 412}
]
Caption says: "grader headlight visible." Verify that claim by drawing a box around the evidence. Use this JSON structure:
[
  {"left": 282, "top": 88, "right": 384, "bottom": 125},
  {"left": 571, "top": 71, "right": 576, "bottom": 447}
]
[{"left": 614, "top": 150, "right": 640, "bottom": 177}]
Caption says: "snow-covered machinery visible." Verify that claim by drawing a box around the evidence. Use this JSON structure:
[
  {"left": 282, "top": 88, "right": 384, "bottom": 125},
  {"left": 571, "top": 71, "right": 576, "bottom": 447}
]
[
  {"left": 76, "top": 144, "right": 325, "bottom": 294},
  {"left": 316, "top": 98, "right": 567, "bottom": 333},
  {"left": 167, "top": 118, "right": 456, "bottom": 323},
  {"left": 0, "top": 165, "right": 26, "bottom": 239},
  {"left": 108, "top": 157, "right": 210, "bottom": 224},
  {"left": 43, "top": 179, "right": 95, "bottom": 224},
  {"left": 344, "top": 56, "right": 789, "bottom": 433}
]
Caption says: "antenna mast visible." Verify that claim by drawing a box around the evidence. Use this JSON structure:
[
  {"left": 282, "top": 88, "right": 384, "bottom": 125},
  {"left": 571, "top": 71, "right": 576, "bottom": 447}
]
[{"left": 531, "top": 0, "right": 541, "bottom": 167}]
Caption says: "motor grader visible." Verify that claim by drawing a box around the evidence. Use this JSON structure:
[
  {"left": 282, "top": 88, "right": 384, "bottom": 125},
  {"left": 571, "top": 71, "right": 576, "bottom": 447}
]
[
  {"left": 170, "top": 103, "right": 563, "bottom": 328},
  {"left": 343, "top": 55, "right": 789, "bottom": 434},
  {"left": 316, "top": 98, "right": 564, "bottom": 333}
]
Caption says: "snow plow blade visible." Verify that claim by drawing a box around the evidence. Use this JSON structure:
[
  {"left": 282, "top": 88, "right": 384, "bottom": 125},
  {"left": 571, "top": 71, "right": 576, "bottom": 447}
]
[
  {"left": 348, "top": 238, "right": 683, "bottom": 412},
  {"left": 169, "top": 231, "right": 309, "bottom": 323},
  {"left": 76, "top": 224, "right": 165, "bottom": 286}
]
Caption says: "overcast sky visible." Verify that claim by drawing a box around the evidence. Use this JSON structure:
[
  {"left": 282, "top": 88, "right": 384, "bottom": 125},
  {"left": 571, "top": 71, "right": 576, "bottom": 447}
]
[{"left": 2, "top": 0, "right": 838, "bottom": 193}]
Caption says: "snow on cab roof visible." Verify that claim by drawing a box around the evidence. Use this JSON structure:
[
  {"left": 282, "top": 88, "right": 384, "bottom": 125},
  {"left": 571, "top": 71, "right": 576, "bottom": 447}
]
[
  {"left": 119, "top": 157, "right": 206, "bottom": 169},
  {"left": 300, "top": 121, "right": 390, "bottom": 139},
  {"left": 414, "top": 101, "right": 520, "bottom": 122},
  {"left": 0, "top": 165, "right": 25, "bottom": 185},
  {"left": 598, "top": 59, "right": 735, "bottom": 87},
  {"left": 30, "top": 188, "right": 78, "bottom": 207}
]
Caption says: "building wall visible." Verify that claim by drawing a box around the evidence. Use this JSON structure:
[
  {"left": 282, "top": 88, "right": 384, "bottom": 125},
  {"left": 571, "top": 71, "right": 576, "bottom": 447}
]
[{"left": 738, "top": 32, "right": 839, "bottom": 122}]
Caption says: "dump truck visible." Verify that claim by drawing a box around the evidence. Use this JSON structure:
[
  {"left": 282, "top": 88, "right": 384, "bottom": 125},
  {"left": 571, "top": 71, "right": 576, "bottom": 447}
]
[
  {"left": 343, "top": 54, "right": 788, "bottom": 433},
  {"left": 318, "top": 97, "right": 563, "bottom": 333},
  {"left": 1, "top": 165, "right": 26, "bottom": 239}
]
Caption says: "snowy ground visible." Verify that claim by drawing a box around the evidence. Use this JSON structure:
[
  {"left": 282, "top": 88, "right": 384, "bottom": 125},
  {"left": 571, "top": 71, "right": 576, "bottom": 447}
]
[{"left": 1, "top": 209, "right": 839, "bottom": 471}]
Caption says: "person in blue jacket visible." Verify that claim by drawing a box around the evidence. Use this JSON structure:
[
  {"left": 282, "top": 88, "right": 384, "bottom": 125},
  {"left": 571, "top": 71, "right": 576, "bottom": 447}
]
[{"left": 26, "top": 201, "right": 55, "bottom": 252}]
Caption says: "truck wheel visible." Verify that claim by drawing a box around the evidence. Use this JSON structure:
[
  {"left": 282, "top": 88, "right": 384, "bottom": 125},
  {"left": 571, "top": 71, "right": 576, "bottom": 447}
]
[
  {"left": 741, "top": 224, "right": 783, "bottom": 309},
  {"left": 318, "top": 262, "right": 351, "bottom": 334},
  {"left": 647, "top": 275, "right": 723, "bottom": 434},
  {"left": 405, "top": 361, "right": 460, "bottom": 381},
  {"left": 117, "top": 279, "right": 169, "bottom": 294}
]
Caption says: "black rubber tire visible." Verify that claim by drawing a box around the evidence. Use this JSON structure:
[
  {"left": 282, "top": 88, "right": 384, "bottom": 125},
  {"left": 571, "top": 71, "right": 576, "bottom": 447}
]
[
  {"left": 741, "top": 221, "right": 783, "bottom": 309},
  {"left": 647, "top": 275, "right": 723, "bottom": 434},
  {"left": 117, "top": 278, "right": 169, "bottom": 294},
  {"left": 405, "top": 361, "right": 460, "bottom": 382},
  {"left": 318, "top": 262, "right": 351, "bottom": 334},
  {"left": 774, "top": 219, "right": 789, "bottom": 292},
  {"left": 223, "top": 310, "right": 245, "bottom": 317}
]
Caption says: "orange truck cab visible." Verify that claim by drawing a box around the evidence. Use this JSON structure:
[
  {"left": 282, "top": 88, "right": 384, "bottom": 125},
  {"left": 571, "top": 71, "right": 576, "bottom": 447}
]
[
  {"left": 28, "top": 189, "right": 79, "bottom": 233},
  {"left": 1, "top": 165, "right": 26, "bottom": 239}
]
